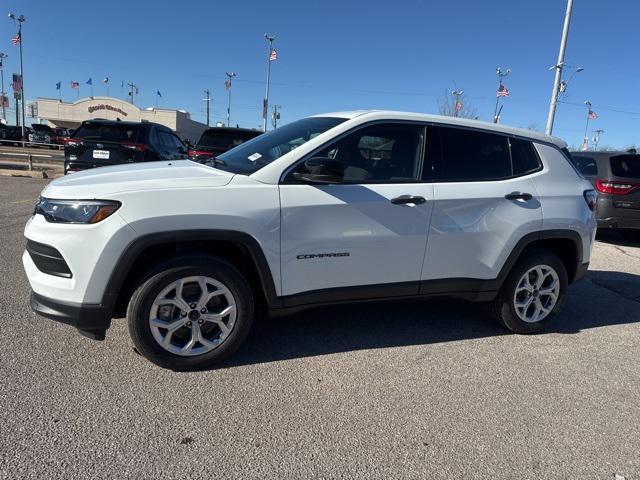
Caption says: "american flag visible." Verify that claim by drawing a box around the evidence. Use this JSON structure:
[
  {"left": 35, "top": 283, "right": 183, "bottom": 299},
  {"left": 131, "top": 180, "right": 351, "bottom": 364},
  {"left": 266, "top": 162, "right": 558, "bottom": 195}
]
[
  {"left": 11, "top": 32, "right": 20, "bottom": 45},
  {"left": 455, "top": 101, "right": 463, "bottom": 113},
  {"left": 588, "top": 110, "right": 598, "bottom": 120},
  {"left": 497, "top": 84, "right": 509, "bottom": 97},
  {"left": 269, "top": 48, "right": 277, "bottom": 61},
  {"left": 70, "top": 81, "right": 80, "bottom": 89},
  {"left": 224, "top": 80, "right": 231, "bottom": 91}
]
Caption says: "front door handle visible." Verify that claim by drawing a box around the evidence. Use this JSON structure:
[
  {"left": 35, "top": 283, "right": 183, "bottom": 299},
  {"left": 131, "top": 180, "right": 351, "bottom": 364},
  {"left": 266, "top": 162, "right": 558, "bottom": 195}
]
[
  {"left": 390, "top": 195, "right": 426, "bottom": 205},
  {"left": 505, "top": 192, "right": 533, "bottom": 201}
]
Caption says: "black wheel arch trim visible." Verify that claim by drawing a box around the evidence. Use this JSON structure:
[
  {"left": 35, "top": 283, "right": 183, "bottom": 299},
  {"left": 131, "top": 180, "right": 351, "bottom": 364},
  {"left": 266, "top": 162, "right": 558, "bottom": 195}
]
[
  {"left": 494, "top": 229, "right": 584, "bottom": 288},
  {"left": 102, "top": 229, "right": 281, "bottom": 313}
]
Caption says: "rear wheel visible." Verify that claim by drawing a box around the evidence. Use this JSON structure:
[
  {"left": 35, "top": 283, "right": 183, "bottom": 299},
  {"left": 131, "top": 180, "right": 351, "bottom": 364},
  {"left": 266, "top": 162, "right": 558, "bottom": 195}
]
[
  {"left": 492, "top": 249, "right": 567, "bottom": 334},
  {"left": 127, "top": 257, "right": 254, "bottom": 371}
]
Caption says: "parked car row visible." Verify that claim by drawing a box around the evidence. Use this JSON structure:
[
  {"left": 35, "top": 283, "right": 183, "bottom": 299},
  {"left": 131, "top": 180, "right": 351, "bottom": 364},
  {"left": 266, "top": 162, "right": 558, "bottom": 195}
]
[
  {"left": 0, "top": 123, "right": 72, "bottom": 147},
  {"left": 569, "top": 150, "right": 640, "bottom": 237},
  {"left": 62, "top": 120, "right": 261, "bottom": 174}
]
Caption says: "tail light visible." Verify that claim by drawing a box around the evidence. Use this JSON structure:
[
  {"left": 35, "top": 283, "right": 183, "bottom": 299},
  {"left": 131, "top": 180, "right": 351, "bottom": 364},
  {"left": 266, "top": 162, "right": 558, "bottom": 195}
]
[
  {"left": 122, "top": 142, "right": 147, "bottom": 152},
  {"left": 188, "top": 149, "right": 212, "bottom": 158},
  {"left": 64, "top": 138, "right": 83, "bottom": 147},
  {"left": 595, "top": 179, "right": 640, "bottom": 195},
  {"left": 583, "top": 189, "right": 597, "bottom": 211}
]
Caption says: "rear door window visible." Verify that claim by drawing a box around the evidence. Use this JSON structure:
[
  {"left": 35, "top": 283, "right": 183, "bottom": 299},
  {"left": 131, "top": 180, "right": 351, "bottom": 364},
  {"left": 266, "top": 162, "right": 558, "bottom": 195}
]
[
  {"left": 433, "top": 127, "right": 511, "bottom": 181},
  {"left": 610, "top": 155, "right": 640, "bottom": 178},
  {"left": 74, "top": 123, "right": 140, "bottom": 142}
]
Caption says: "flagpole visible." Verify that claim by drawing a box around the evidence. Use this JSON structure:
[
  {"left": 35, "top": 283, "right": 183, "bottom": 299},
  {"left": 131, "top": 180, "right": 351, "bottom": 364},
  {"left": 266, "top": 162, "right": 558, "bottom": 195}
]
[
  {"left": 262, "top": 34, "right": 275, "bottom": 132},
  {"left": 0, "top": 53, "right": 6, "bottom": 122}
]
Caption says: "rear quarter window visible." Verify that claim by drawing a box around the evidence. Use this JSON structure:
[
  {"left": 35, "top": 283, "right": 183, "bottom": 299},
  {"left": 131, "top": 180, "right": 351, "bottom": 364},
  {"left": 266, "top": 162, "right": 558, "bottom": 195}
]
[{"left": 610, "top": 155, "right": 640, "bottom": 178}]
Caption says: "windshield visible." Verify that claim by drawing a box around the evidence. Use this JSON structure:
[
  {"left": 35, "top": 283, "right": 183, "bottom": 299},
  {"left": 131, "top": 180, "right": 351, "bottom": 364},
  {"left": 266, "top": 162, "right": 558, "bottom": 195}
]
[
  {"left": 73, "top": 123, "right": 141, "bottom": 142},
  {"left": 610, "top": 154, "right": 640, "bottom": 179},
  {"left": 214, "top": 117, "right": 346, "bottom": 174}
]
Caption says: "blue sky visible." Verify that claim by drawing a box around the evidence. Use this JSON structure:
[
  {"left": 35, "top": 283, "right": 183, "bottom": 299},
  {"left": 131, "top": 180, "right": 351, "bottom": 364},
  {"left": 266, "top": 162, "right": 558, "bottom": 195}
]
[{"left": 3, "top": 0, "right": 639, "bottom": 148}]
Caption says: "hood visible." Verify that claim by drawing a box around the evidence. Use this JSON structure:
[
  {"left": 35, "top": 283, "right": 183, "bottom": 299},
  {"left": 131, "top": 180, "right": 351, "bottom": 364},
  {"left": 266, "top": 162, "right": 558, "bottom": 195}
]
[{"left": 43, "top": 160, "right": 235, "bottom": 199}]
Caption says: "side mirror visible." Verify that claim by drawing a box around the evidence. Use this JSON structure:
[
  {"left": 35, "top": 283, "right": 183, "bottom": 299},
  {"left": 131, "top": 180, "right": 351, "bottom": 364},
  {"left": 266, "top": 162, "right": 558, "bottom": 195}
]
[{"left": 292, "top": 157, "right": 344, "bottom": 184}]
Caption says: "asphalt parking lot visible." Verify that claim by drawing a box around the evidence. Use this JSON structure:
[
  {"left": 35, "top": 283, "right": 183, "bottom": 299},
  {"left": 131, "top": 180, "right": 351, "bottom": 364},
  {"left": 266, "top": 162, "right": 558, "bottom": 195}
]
[{"left": 1, "top": 176, "right": 639, "bottom": 480}]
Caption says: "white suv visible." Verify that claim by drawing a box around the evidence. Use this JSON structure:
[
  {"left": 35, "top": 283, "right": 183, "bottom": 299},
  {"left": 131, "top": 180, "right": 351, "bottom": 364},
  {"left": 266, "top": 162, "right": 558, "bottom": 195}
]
[{"left": 23, "top": 111, "right": 597, "bottom": 370}]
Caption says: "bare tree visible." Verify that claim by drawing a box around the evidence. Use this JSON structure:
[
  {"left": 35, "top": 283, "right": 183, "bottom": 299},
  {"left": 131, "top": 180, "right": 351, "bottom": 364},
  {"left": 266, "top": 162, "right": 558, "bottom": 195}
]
[{"left": 437, "top": 88, "right": 478, "bottom": 119}]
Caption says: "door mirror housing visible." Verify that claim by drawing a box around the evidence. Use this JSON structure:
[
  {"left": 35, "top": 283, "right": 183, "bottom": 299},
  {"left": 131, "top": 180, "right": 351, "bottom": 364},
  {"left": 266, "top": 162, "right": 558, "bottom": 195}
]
[{"left": 292, "top": 157, "right": 344, "bottom": 184}]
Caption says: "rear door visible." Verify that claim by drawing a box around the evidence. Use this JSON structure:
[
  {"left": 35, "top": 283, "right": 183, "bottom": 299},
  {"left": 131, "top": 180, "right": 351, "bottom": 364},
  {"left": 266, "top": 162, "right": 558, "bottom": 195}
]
[
  {"left": 421, "top": 126, "right": 543, "bottom": 285},
  {"left": 66, "top": 122, "right": 143, "bottom": 167}
]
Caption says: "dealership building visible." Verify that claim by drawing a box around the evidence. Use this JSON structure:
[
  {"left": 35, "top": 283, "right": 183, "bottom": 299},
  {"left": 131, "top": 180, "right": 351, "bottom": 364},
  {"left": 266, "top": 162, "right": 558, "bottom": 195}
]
[{"left": 35, "top": 96, "right": 208, "bottom": 143}]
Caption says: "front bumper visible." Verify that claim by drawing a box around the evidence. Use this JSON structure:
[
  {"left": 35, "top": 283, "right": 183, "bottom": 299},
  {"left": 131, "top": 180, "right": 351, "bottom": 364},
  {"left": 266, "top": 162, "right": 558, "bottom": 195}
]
[{"left": 30, "top": 291, "right": 113, "bottom": 340}]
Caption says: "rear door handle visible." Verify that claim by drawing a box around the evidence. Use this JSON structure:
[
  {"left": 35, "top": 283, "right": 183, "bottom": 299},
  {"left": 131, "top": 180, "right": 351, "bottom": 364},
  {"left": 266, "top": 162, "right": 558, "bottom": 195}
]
[
  {"left": 505, "top": 192, "right": 533, "bottom": 201},
  {"left": 390, "top": 195, "right": 426, "bottom": 205}
]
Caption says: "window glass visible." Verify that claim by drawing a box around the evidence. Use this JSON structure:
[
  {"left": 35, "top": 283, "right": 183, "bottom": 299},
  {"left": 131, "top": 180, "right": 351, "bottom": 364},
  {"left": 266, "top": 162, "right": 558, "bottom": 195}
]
[
  {"left": 158, "top": 131, "right": 178, "bottom": 150},
  {"left": 610, "top": 154, "right": 640, "bottom": 178},
  {"left": 511, "top": 138, "right": 541, "bottom": 175},
  {"left": 571, "top": 156, "right": 598, "bottom": 176},
  {"left": 292, "top": 123, "right": 424, "bottom": 183},
  {"left": 435, "top": 127, "right": 511, "bottom": 181},
  {"left": 73, "top": 122, "right": 140, "bottom": 142}
]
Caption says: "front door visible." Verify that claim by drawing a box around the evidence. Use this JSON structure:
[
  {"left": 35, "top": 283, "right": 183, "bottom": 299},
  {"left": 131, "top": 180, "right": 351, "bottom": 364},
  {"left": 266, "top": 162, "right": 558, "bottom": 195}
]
[{"left": 279, "top": 123, "right": 434, "bottom": 301}]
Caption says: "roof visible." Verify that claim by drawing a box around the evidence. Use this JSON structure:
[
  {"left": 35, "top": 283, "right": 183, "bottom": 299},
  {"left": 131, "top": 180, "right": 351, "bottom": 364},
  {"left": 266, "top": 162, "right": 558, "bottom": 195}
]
[
  {"left": 312, "top": 110, "right": 566, "bottom": 147},
  {"left": 80, "top": 118, "right": 165, "bottom": 129}
]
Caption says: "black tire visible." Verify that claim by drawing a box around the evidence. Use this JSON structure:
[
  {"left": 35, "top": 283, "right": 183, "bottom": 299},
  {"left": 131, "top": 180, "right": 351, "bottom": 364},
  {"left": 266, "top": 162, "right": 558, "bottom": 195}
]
[
  {"left": 492, "top": 248, "right": 568, "bottom": 334},
  {"left": 127, "top": 256, "right": 254, "bottom": 371}
]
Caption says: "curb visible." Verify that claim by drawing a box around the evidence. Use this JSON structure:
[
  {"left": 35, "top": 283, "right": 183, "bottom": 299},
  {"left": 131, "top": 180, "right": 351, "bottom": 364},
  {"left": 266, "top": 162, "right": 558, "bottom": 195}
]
[{"left": 0, "top": 168, "right": 51, "bottom": 179}]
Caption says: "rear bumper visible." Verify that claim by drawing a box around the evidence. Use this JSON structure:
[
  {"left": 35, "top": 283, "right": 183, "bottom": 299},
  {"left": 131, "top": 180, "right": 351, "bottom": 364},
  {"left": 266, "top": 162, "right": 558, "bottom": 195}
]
[
  {"left": 30, "top": 291, "right": 113, "bottom": 340},
  {"left": 597, "top": 216, "right": 640, "bottom": 230}
]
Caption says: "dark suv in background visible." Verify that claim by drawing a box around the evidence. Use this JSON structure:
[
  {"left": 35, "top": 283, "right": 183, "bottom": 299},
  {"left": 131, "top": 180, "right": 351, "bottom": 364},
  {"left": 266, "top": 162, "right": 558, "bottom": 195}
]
[
  {"left": 570, "top": 150, "right": 640, "bottom": 235},
  {"left": 188, "top": 126, "right": 261, "bottom": 163},
  {"left": 64, "top": 120, "right": 188, "bottom": 174}
]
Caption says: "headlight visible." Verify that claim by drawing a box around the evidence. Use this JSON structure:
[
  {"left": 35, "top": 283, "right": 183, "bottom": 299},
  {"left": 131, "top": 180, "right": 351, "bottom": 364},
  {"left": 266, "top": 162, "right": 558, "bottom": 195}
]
[{"left": 34, "top": 197, "right": 121, "bottom": 224}]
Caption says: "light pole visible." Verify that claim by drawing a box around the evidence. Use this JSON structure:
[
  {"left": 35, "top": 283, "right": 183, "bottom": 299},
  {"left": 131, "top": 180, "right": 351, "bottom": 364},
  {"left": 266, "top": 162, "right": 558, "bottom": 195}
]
[
  {"left": 452, "top": 89, "right": 464, "bottom": 117},
  {"left": 493, "top": 67, "right": 510, "bottom": 123},
  {"left": 0, "top": 53, "right": 7, "bottom": 122},
  {"left": 262, "top": 34, "right": 276, "bottom": 132},
  {"left": 582, "top": 101, "right": 595, "bottom": 150},
  {"left": 8, "top": 13, "right": 25, "bottom": 139},
  {"left": 545, "top": 0, "right": 574, "bottom": 135},
  {"left": 225, "top": 72, "right": 236, "bottom": 127},
  {"left": 127, "top": 82, "right": 138, "bottom": 104},
  {"left": 592, "top": 129, "right": 604, "bottom": 151}
]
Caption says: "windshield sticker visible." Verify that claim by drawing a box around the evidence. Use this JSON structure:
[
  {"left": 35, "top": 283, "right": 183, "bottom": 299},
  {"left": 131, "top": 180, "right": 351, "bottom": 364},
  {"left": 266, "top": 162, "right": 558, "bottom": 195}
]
[{"left": 248, "top": 153, "right": 262, "bottom": 162}]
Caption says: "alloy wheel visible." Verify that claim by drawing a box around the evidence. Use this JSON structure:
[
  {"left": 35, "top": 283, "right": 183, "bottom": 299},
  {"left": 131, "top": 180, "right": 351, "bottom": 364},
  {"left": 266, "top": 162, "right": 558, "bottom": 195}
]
[
  {"left": 513, "top": 265, "right": 560, "bottom": 323},
  {"left": 149, "top": 275, "right": 237, "bottom": 356}
]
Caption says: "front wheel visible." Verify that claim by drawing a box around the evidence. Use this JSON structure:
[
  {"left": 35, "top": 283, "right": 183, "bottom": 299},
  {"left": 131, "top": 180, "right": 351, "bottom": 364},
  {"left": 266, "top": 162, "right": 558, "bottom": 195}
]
[
  {"left": 127, "top": 257, "right": 254, "bottom": 371},
  {"left": 492, "top": 249, "right": 568, "bottom": 334}
]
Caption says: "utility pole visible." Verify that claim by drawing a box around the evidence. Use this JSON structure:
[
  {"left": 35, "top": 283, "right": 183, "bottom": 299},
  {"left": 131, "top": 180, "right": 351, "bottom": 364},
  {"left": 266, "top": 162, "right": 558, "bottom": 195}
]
[
  {"left": 0, "top": 53, "right": 7, "bottom": 122},
  {"left": 492, "top": 67, "right": 510, "bottom": 123},
  {"left": 271, "top": 104, "right": 281, "bottom": 128},
  {"left": 262, "top": 34, "right": 276, "bottom": 132},
  {"left": 582, "top": 101, "right": 594, "bottom": 151},
  {"left": 127, "top": 82, "right": 138, "bottom": 104},
  {"left": 8, "top": 13, "right": 26, "bottom": 139},
  {"left": 225, "top": 72, "right": 236, "bottom": 127},
  {"left": 203, "top": 89, "right": 211, "bottom": 127},
  {"left": 545, "top": 0, "right": 574, "bottom": 135},
  {"left": 592, "top": 129, "right": 604, "bottom": 151},
  {"left": 452, "top": 89, "right": 463, "bottom": 118}
]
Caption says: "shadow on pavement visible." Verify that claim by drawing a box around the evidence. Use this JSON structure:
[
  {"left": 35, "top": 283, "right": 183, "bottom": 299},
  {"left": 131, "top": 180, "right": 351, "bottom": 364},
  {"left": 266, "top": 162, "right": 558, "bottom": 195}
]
[{"left": 220, "top": 270, "right": 640, "bottom": 369}]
